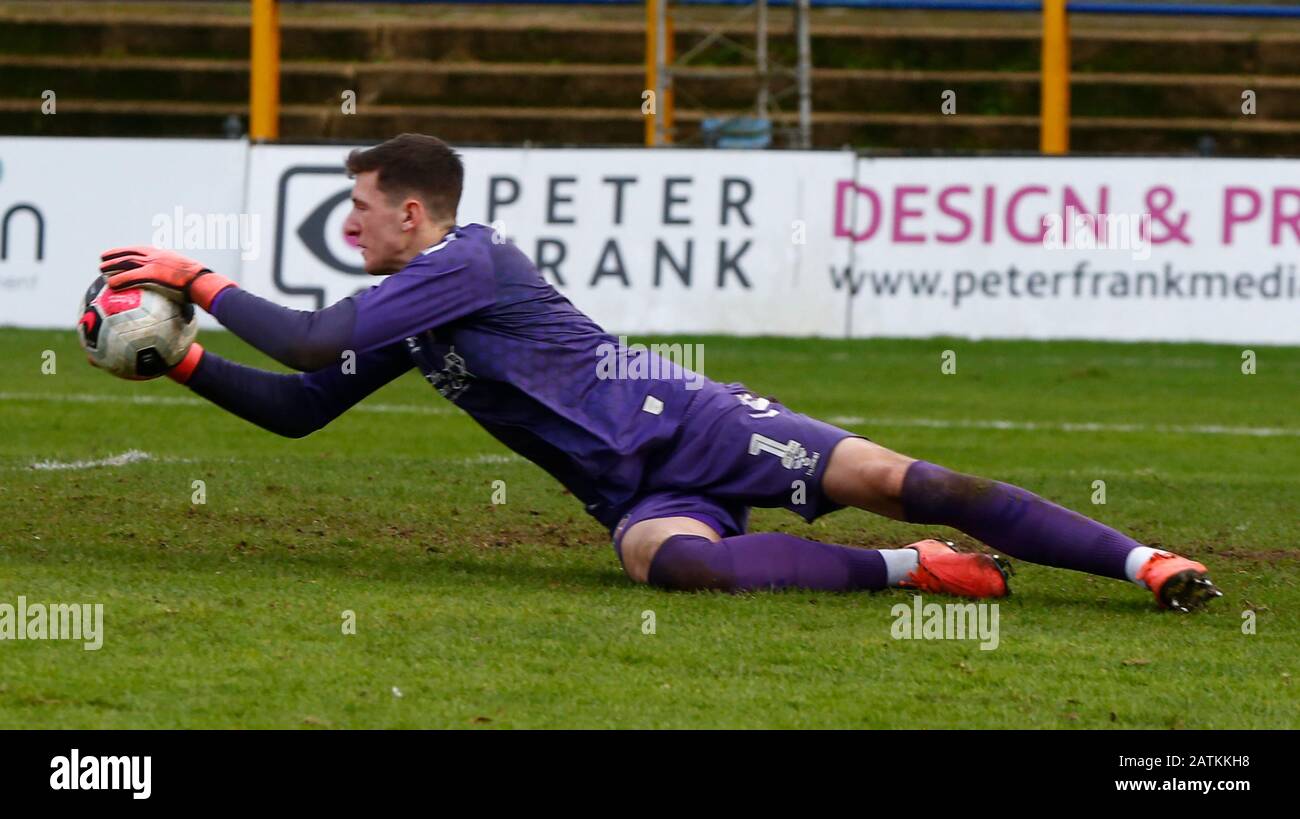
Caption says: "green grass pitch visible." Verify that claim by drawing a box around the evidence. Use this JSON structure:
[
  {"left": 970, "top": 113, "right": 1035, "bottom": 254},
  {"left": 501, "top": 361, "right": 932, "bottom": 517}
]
[{"left": 1, "top": 327, "right": 1296, "bottom": 728}]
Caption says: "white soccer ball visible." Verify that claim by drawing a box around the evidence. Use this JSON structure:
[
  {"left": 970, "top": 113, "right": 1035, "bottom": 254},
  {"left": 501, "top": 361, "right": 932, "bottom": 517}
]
[{"left": 77, "top": 276, "right": 198, "bottom": 380}]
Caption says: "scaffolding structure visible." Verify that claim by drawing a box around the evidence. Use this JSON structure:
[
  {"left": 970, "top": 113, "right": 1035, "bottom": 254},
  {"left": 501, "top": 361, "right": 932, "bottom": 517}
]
[{"left": 644, "top": 0, "right": 813, "bottom": 148}]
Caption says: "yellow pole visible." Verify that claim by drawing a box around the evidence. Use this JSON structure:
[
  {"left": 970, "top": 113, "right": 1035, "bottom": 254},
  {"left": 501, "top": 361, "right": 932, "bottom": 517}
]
[
  {"left": 663, "top": 5, "right": 674, "bottom": 145},
  {"left": 1040, "top": 0, "right": 1069, "bottom": 154},
  {"left": 250, "top": 0, "right": 280, "bottom": 141},
  {"left": 644, "top": 0, "right": 655, "bottom": 144}
]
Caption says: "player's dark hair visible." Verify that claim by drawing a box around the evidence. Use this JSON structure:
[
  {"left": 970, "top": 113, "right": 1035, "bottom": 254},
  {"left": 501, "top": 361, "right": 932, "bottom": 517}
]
[{"left": 345, "top": 133, "right": 463, "bottom": 222}]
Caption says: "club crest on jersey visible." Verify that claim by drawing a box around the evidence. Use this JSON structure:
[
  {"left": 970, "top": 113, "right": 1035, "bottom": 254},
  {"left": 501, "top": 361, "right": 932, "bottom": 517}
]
[
  {"left": 406, "top": 333, "right": 475, "bottom": 401},
  {"left": 431, "top": 350, "right": 474, "bottom": 399}
]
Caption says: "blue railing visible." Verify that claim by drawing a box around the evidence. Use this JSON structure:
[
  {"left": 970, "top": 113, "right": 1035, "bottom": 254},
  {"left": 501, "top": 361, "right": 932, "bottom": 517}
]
[{"left": 786, "top": 1, "right": 1300, "bottom": 14}]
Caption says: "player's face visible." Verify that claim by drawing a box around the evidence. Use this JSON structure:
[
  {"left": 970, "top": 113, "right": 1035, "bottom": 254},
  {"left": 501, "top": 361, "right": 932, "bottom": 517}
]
[{"left": 344, "top": 171, "right": 414, "bottom": 275}]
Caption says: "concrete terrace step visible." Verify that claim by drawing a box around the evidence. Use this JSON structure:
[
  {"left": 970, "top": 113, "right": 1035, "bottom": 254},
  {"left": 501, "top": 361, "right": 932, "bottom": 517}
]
[
  {"left": 5, "top": 11, "right": 1300, "bottom": 74},
  {"left": 4, "top": 97, "right": 1299, "bottom": 154},
  {"left": 6, "top": 55, "right": 1300, "bottom": 120}
]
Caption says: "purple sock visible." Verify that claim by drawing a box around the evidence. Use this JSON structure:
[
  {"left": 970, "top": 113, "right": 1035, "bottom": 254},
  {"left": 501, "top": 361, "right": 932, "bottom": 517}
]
[
  {"left": 901, "top": 460, "right": 1137, "bottom": 580},
  {"left": 647, "top": 532, "right": 887, "bottom": 592}
]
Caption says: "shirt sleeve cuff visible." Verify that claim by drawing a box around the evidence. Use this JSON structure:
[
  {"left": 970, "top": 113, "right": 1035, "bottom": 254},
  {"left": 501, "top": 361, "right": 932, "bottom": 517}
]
[
  {"left": 191, "top": 273, "right": 237, "bottom": 312},
  {"left": 168, "top": 342, "right": 205, "bottom": 384}
]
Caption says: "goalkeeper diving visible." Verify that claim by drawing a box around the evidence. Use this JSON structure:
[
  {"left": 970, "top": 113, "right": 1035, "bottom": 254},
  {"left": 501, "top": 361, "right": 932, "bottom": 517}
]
[{"left": 95, "top": 134, "right": 1223, "bottom": 611}]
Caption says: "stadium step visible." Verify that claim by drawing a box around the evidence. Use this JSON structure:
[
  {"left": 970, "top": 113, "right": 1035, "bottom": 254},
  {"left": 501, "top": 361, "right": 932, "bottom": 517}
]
[
  {"left": 7, "top": 55, "right": 1300, "bottom": 121},
  {"left": 6, "top": 96, "right": 1299, "bottom": 155},
  {"left": 7, "top": 6, "right": 1300, "bottom": 75}
]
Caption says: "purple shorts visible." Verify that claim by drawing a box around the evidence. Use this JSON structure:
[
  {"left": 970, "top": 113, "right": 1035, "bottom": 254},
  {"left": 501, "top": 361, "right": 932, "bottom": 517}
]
[{"left": 612, "top": 382, "right": 859, "bottom": 559}]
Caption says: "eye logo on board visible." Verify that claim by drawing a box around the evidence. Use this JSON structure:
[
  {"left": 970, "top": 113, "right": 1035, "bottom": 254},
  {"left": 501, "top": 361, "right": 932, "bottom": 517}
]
[
  {"left": 296, "top": 187, "right": 365, "bottom": 277},
  {"left": 271, "top": 165, "right": 366, "bottom": 309}
]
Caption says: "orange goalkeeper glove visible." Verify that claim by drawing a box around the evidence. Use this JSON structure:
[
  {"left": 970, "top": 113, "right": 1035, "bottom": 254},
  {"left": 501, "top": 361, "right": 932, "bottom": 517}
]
[{"left": 100, "top": 246, "right": 236, "bottom": 311}]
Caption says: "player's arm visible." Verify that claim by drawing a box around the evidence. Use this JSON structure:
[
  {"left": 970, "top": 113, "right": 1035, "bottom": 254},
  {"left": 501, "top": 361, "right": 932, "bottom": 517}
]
[
  {"left": 167, "top": 341, "right": 413, "bottom": 438},
  {"left": 100, "top": 244, "right": 496, "bottom": 372}
]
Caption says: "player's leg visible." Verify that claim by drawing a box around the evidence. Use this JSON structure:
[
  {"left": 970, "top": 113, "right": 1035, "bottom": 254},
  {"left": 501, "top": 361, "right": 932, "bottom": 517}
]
[
  {"left": 615, "top": 494, "right": 1007, "bottom": 596},
  {"left": 621, "top": 388, "right": 1010, "bottom": 595},
  {"left": 618, "top": 516, "right": 720, "bottom": 585},
  {"left": 817, "top": 437, "right": 916, "bottom": 519},
  {"left": 821, "top": 436, "right": 1222, "bottom": 611}
]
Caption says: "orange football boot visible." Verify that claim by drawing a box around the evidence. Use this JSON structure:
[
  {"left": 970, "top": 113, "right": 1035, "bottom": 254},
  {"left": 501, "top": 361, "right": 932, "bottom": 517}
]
[
  {"left": 1136, "top": 551, "right": 1223, "bottom": 612},
  {"left": 899, "top": 538, "right": 1012, "bottom": 599}
]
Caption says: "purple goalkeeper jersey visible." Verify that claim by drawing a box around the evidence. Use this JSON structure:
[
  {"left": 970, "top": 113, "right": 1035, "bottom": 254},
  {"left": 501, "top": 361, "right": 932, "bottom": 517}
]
[{"left": 345, "top": 224, "right": 719, "bottom": 527}]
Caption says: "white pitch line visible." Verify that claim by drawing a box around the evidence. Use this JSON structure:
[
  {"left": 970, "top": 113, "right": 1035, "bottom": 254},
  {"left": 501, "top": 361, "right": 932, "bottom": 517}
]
[
  {"left": 0, "top": 391, "right": 452, "bottom": 416},
  {"left": 1, "top": 391, "right": 203, "bottom": 408},
  {"left": 457, "top": 454, "right": 524, "bottom": 465},
  {"left": 17, "top": 451, "right": 515, "bottom": 471},
  {"left": 827, "top": 415, "right": 1300, "bottom": 438},
  {"left": 30, "top": 449, "right": 153, "bottom": 471},
  {"left": 5, "top": 391, "right": 1293, "bottom": 439},
  {"left": 351, "top": 402, "right": 452, "bottom": 417}
]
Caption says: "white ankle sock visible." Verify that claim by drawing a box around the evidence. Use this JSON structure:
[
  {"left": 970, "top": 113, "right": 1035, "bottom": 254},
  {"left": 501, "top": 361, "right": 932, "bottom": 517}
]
[
  {"left": 1125, "top": 546, "right": 1164, "bottom": 587},
  {"left": 882, "top": 548, "right": 921, "bottom": 587}
]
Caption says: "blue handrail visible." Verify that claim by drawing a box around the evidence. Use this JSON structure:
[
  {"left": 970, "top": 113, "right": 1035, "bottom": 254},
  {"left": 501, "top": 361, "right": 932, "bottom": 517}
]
[{"left": 788, "top": 1, "right": 1300, "bottom": 15}]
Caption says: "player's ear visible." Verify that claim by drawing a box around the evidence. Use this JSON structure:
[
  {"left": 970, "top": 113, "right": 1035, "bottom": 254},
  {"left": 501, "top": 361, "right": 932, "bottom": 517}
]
[{"left": 401, "top": 197, "right": 423, "bottom": 232}]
